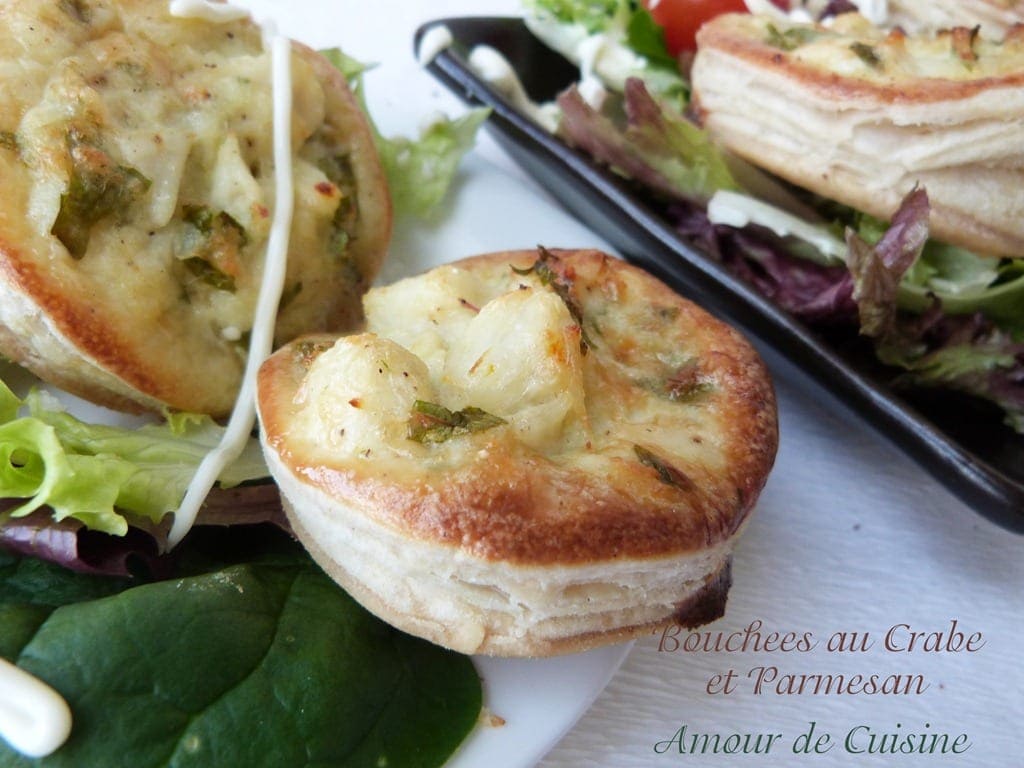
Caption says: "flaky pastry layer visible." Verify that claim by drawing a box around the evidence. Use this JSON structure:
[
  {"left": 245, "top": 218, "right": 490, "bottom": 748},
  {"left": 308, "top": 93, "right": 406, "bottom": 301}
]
[
  {"left": 257, "top": 249, "right": 777, "bottom": 655},
  {"left": 692, "top": 13, "right": 1024, "bottom": 255}
]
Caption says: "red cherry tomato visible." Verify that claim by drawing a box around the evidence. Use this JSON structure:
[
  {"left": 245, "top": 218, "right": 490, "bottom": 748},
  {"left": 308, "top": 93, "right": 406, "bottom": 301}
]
[{"left": 643, "top": 0, "right": 790, "bottom": 56}]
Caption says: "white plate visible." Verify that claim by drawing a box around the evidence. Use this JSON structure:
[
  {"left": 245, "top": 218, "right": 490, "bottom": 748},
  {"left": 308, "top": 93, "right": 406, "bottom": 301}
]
[
  {"left": 8, "top": 0, "right": 633, "bottom": 762},
  {"left": 23, "top": 154, "right": 632, "bottom": 767},
  {"left": 386, "top": 156, "right": 634, "bottom": 767},
  {"left": 453, "top": 644, "right": 632, "bottom": 768}
]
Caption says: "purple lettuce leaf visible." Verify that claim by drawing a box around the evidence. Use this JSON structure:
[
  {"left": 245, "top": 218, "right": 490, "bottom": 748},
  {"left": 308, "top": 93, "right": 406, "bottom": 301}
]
[
  {"left": 670, "top": 202, "right": 858, "bottom": 325},
  {"left": 881, "top": 306, "right": 1024, "bottom": 432},
  {"left": 557, "top": 78, "right": 736, "bottom": 204},
  {"left": 845, "top": 186, "right": 931, "bottom": 338},
  {"left": 668, "top": 189, "right": 1024, "bottom": 432},
  {"left": 0, "top": 483, "right": 290, "bottom": 576},
  {"left": 819, "top": 1, "right": 860, "bottom": 19}
]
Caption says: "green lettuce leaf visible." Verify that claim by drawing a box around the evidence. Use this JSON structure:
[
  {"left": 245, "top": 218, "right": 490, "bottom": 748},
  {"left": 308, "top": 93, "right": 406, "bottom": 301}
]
[
  {"left": 525, "top": 0, "right": 624, "bottom": 32},
  {"left": 0, "top": 540, "right": 481, "bottom": 768},
  {"left": 558, "top": 77, "right": 736, "bottom": 204},
  {"left": 0, "top": 385, "right": 267, "bottom": 536},
  {"left": 525, "top": 0, "right": 686, "bottom": 101},
  {"left": 878, "top": 312, "right": 1024, "bottom": 433},
  {"left": 321, "top": 47, "right": 489, "bottom": 219},
  {"left": 899, "top": 248, "right": 1024, "bottom": 335},
  {"left": 375, "top": 108, "right": 491, "bottom": 219}
]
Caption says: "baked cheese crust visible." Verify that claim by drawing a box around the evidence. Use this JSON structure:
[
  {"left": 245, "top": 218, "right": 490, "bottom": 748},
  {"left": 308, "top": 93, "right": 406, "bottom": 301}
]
[
  {"left": 0, "top": 0, "right": 390, "bottom": 415},
  {"left": 889, "top": 0, "right": 1024, "bottom": 37},
  {"left": 692, "top": 12, "right": 1024, "bottom": 256},
  {"left": 257, "top": 249, "right": 778, "bottom": 656}
]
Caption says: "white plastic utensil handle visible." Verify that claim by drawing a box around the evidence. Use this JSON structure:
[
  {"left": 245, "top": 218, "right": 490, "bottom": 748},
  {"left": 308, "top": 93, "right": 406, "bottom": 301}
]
[{"left": 0, "top": 657, "right": 72, "bottom": 758}]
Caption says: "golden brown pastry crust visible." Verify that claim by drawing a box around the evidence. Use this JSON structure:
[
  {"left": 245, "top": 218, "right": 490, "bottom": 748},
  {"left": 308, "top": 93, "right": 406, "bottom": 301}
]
[
  {"left": 696, "top": 14, "right": 1024, "bottom": 104},
  {"left": 0, "top": 0, "right": 390, "bottom": 415},
  {"left": 257, "top": 249, "right": 777, "bottom": 655},
  {"left": 692, "top": 13, "right": 1024, "bottom": 256},
  {"left": 889, "top": 0, "right": 1024, "bottom": 38},
  {"left": 260, "top": 249, "right": 776, "bottom": 564}
]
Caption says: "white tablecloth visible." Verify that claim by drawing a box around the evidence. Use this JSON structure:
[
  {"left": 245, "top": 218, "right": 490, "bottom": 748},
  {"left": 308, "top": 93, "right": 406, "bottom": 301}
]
[{"left": 244, "top": 2, "right": 1024, "bottom": 765}]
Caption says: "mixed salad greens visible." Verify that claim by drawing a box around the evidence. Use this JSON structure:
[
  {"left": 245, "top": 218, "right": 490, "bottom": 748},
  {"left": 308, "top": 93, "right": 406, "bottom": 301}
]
[
  {"left": 0, "top": 46, "right": 487, "bottom": 768},
  {"left": 0, "top": 529, "right": 481, "bottom": 768},
  {"left": 522, "top": 0, "right": 1024, "bottom": 434}
]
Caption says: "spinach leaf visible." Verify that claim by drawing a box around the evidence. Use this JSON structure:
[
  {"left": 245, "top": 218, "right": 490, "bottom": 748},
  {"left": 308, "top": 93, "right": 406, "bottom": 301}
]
[
  {"left": 0, "top": 552, "right": 480, "bottom": 768},
  {"left": 0, "top": 548, "right": 131, "bottom": 660}
]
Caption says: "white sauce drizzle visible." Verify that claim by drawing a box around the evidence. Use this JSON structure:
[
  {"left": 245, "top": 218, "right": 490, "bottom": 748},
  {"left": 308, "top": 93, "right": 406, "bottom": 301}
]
[
  {"left": 468, "top": 46, "right": 560, "bottom": 132},
  {"left": 1, "top": 3, "right": 292, "bottom": 755},
  {"left": 417, "top": 24, "right": 453, "bottom": 67},
  {"left": 0, "top": 659, "right": 72, "bottom": 758},
  {"left": 574, "top": 35, "right": 610, "bottom": 109},
  {"left": 707, "top": 190, "right": 847, "bottom": 263},
  {"left": 168, "top": 23, "right": 294, "bottom": 548}
]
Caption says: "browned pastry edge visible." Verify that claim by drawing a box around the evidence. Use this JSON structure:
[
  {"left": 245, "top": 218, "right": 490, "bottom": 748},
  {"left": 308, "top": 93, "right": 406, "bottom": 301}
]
[{"left": 259, "top": 249, "right": 779, "bottom": 566}]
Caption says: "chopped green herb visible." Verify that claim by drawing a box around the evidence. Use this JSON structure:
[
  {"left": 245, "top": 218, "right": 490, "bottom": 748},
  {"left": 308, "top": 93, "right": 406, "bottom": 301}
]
[
  {"left": 317, "top": 153, "right": 359, "bottom": 257},
  {"left": 407, "top": 400, "right": 506, "bottom": 444},
  {"left": 634, "top": 444, "right": 692, "bottom": 490},
  {"left": 850, "top": 42, "right": 882, "bottom": 69},
  {"left": 183, "top": 257, "right": 235, "bottom": 292},
  {"left": 180, "top": 205, "right": 247, "bottom": 291},
  {"left": 511, "top": 246, "right": 594, "bottom": 353},
  {"left": 665, "top": 359, "right": 712, "bottom": 402},
  {"left": 51, "top": 131, "right": 151, "bottom": 258},
  {"left": 113, "top": 59, "right": 148, "bottom": 82},
  {"left": 765, "top": 24, "right": 820, "bottom": 52}
]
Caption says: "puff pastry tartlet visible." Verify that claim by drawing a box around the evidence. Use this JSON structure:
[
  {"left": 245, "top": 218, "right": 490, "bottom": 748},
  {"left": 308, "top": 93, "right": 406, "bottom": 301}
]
[
  {"left": 691, "top": 12, "right": 1024, "bottom": 256},
  {"left": 257, "top": 249, "right": 778, "bottom": 656},
  {"left": 0, "top": 0, "right": 389, "bottom": 415},
  {"left": 889, "top": 0, "right": 1024, "bottom": 37}
]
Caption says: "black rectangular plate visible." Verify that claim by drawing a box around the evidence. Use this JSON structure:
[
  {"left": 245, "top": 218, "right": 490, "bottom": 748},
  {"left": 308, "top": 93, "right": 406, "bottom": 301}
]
[{"left": 415, "top": 16, "right": 1024, "bottom": 533}]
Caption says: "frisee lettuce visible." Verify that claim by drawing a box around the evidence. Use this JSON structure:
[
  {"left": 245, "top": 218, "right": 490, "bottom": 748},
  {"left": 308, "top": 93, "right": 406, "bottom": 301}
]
[{"left": 0, "top": 381, "right": 266, "bottom": 536}]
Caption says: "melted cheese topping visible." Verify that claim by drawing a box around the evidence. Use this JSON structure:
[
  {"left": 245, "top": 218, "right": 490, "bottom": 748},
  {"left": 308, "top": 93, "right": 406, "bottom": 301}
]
[
  {"left": 736, "top": 12, "right": 1024, "bottom": 82},
  {"left": 0, "top": 4, "right": 307, "bottom": 760},
  {"left": 168, "top": 0, "right": 249, "bottom": 22},
  {"left": 299, "top": 278, "right": 588, "bottom": 460},
  {"left": 287, "top": 255, "right": 733, "bottom": 484},
  {"left": 168, "top": 21, "right": 294, "bottom": 547}
]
